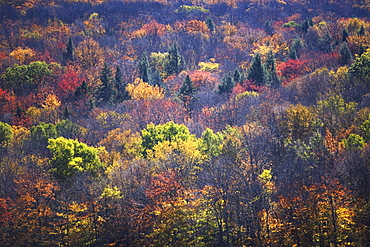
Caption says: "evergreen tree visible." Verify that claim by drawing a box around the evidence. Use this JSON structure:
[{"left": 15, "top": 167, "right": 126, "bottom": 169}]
[
  {"left": 115, "top": 65, "right": 130, "bottom": 102},
  {"left": 75, "top": 80, "right": 88, "bottom": 97},
  {"left": 179, "top": 75, "right": 197, "bottom": 112},
  {"left": 318, "top": 32, "right": 332, "bottom": 53},
  {"left": 342, "top": 28, "right": 349, "bottom": 42},
  {"left": 99, "top": 63, "right": 117, "bottom": 104},
  {"left": 339, "top": 42, "right": 353, "bottom": 65},
  {"left": 64, "top": 37, "right": 75, "bottom": 63},
  {"left": 165, "top": 41, "right": 185, "bottom": 76},
  {"left": 205, "top": 17, "right": 215, "bottom": 33},
  {"left": 62, "top": 106, "right": 71, "bottom": 120},
  {"left": 265, "top": 50, "right": 281, "bottom": 87},
  {"left": 288, "top": 38, "right": 303, "bottom": 59},
  {"left": 138, "top": 53, "right": 152, "bottom": 83},
  {"left": 247, "top": 53, "right": 266, "bottom": 86},
  {"left": 300, "top": 18, "right": 313, "bottom": 33},
  {"left": 233, "top": 68, "right": 243, "bottom": 84},
  {"left": 358, "top": 24, "right": 366, "bottom": 36},
  {"left": 217, "top": 72, "right": 235, "bottom": 95},
  {"left": 264, "top": 20, "right": 274, "bottom": 36},
  {"left": 151, "top": 68, "right": 164, "bottom": 88}
]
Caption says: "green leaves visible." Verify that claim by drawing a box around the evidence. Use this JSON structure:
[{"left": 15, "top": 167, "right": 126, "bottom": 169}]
[
  {"left": 0, "top": 122, "right": 13, "bottom": 146},
  {"left": 1, "top": 61, "right": 53, "bottom": 95},
  {"left": 47, "top": 137, "right": 104, "bottom": 180},
  {"left": 141, "top": 121, "right": 194, "bottom": 157}
]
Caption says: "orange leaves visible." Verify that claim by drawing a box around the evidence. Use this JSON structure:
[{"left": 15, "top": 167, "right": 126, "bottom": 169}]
[
  {"left": 186, "top": 20, "right": 210, "bottom": 33},
  {"left": 132, "top": 20, "right": 166, "bottom": 39}
]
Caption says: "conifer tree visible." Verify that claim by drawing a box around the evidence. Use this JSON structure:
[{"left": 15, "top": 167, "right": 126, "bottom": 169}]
[
  {"left": 265, "top": 50, "right": 281, "bottom": 87},
  {"left": 218, "top": 72, "right": 235, "bottom": 95},
  {"left": 151, "top": 68, "right": 164, "bottom": 88},
  {"left": 99, "top": 63, "right": 117, "bottom": 104},
  {"left": 138, "top": 53, "right": 152, "bottom": 83},
  {"left": 179, "top": 75, "right": 197, "bottom": 112},
  {"left": 247, "top": 53, "right": 266, "bottom": 86},
  {"left": 233, "top": 68, "right": 243, "bottom": 84},
  {"left": 165, "top": 41, "right": 185, "bottom": 76},
  {"left": 319, "top": 32, "right": 332, "bottom": 53},
  {"left": 205, "top": 17, "right": 215, "bottom": 33},
  {"left": 62, "top": 106, "right": 71, "bottom": 120},
  {"left": 342, "top": 29, "right": 349, "bottom": 42},
  {"left": 357, "top": 25, "right": 366, "bottom": 36},
  {"left": 339, "top": 42, "right": 353, "bottom": 65},
  {"left": 115, "top": 66, "right": 130, "bottom": 102},
  {"left": 64, "top": 37, "right": 75, "bottom": 63}
]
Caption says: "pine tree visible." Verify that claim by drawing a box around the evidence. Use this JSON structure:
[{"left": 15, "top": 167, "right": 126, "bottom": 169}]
[
  {"left": 64, "top": 37, "right": 75, "bottom": 62},
  {"left": 62, "top": 106, "right": 71, "bottom": 120},
  {"left": 179, "top": 75, "right": 197, "bottom": 112},
  {"left": 99, "top": 63, "right": 117, "bottom": 104},
  {"left": 115, "top": 66, "right": 130, "bottom": 102},
  {"left": 247, "top": 53, "right": 266, "bottom": 86},
  {"left": 217, "top": 72, "right": 235, "bottom": 95},
  {"left": 342, "top": 29, "right": 349, "bottom": 42},
  {"left": 339, "top": 42, "right": 353, "bottom": 65},
  {"left": 357, "top": 25, "right": 366, "bottom": 36},
  {"left": 75, "top": 80, "right": 88, "bottom": 97},
  {"left": 288, "top": 38, "right": 303, "bottom": 59},
  {"left": 205, "top": 17, "right": 215, "bottom": 33},
  {"left": 265, "top": 50, "right": 281, "bottom": 87},
  {"left": 300, "top": 18, "right": 313, "bottom": 33},
  {"left": 165, "top": 41, "right": 185, "bottom": 76},
  {"left": 319, "top": 32, "right": 332, "bottom": 53},
  {"left": 138, "top": 53, "right": 152, "bottom": 83},
  {"left": 151, "top": 68, "right": 164, "bottom": 88},
  {"left": 233, "top": 68, "right": 243, "bottom": 84}
]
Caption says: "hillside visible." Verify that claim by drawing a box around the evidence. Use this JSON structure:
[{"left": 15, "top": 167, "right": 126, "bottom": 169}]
[{"left": 0, "top": 0, "right": 370, "bottom": 246}]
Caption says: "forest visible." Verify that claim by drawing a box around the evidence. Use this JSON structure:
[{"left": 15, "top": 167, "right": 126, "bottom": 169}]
[{"left": 0, "top": 0, "right": 370, "bottom": 246}]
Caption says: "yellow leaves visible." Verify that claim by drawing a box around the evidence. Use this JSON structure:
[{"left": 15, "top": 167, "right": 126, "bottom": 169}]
[
  {"left": 126, "top": 78, "right": 164, "bottom": 101},
  {"left": 198, "top": 61, "right": 219, "bottom": 72},
  {"left": 234, "top": 91, "right": 259, "bottom": 102},
  {"left": 9, "top": 47, "right": 36, "bottom": 64},
  {"left": 42, "top": 94, "right": 61, "bottom": 108},
  {"left": 75, "top": 38, "right": 104, "bottom": 69},
  {"left": 252, "top": 34, "right": 288, "bottom": 59},
  {"left": 220, "top": 22, "right": 237, "bottom": 36},
  {"left": 100, "top": 185, "right": 123, "bottom": 199}
]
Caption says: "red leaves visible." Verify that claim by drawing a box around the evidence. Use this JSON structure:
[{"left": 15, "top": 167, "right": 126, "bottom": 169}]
[
  {"left": 277, "top": 59, "right": 310, "bottom": 84},
  {"left": 57, "top": 65, "right": 84, "bottom": 98}
]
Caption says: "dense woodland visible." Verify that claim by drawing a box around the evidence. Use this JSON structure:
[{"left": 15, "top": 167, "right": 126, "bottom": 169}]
[{"left": 0, "top": 0, "right": 370, "bottom": 246}]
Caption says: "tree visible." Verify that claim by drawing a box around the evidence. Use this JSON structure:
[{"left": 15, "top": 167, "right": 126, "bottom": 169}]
[
  {"left": 233, "top": 68, "right": 243, "bottom": 84},
  {"left": 349, "top": 48, "right": 370, "bottom": 83},
  {"left": 1, "top": 61, "right": 53, "bottom": 95},
  {"left": 217, "top": 72, "right": 235, "bottom": 95},
  {"left": 178, "top": 75, "right": 197, "bottom": 113},
  {"left": 339, "top": 42, "right": 353, "bottom": 65},
  {"left": 137, "top": 53, "right": 152, "bottom": 83},
  {"left": 47, "top": 137, "right": 105, "bottom": 180},
  {"left": 98, "top": 63, "right": 117, "bottom": 104},
  {"left": 165, "top": 41, "right": 185, "bottom": 76},
  {"left": 0, "top": 122, "right": 13, "bottom": 146},
  {"left": 114, "top": 65, "right": 130, "bottom": 102},
  {"left": 342, "top": 29, "right": 349, "bottom": 42},
  {"left": 247, "top": 53, "right": 266, "bottom": 86},
  {"left": 28, "top": 122, "right": 58, "bottom": 152},
  {"left": 75, "top": 38, "right": 104, "bottom": 69},
  {"left": 357, "top": 24, "right": 366, "bottom": 36},
  {"left": 64, "top": 36, "right": 75, "bottom": 63},
  {"left": 205, "top": 17, "right": 215, "bottom": 33},
  {"left": 141, "top": 121, "right": 195, "bottom": 158},
  {"left": 265, "top": 50, "right": 280, "bottom": 87}
]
